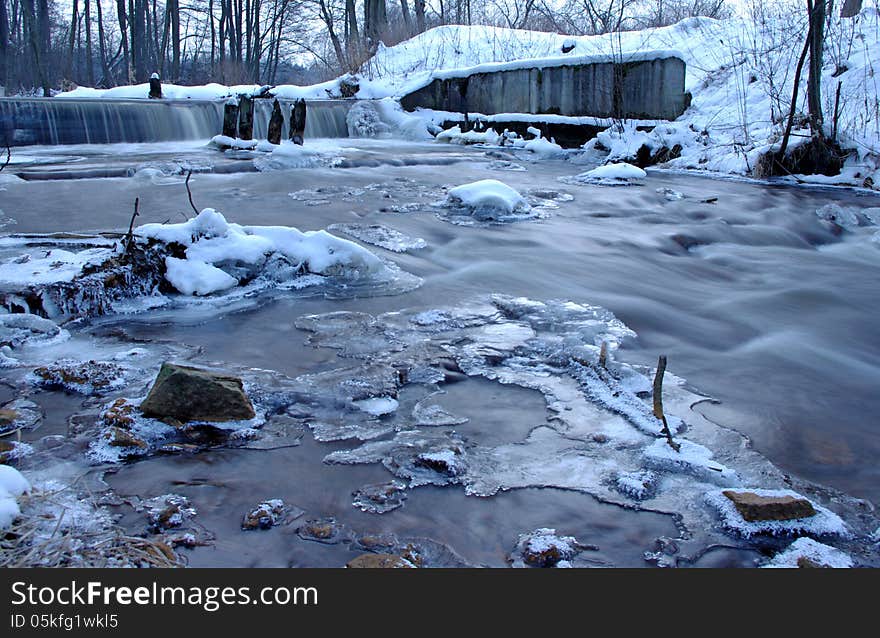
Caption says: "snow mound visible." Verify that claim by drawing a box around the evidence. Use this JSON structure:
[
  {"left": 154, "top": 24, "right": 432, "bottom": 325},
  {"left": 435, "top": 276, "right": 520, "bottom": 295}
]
[
  {"left": 572, "top": 162, "right": 647, "bottom": 185},
  {"left": 763, "top": 537, "right": 854, "bottom": 569},
  {"left": 436, "top": 126, "right": 501, "bottom": 146},
  {"left": 135, "top": 208, "right": 389, "bottom": 296},
  {"left": 644, "top": 438, "right": 737, "bottom": 484},
  {"left": 706, "top": 488, "right": 850, "bottom": 539},
  {"left": 441, "top": 179, "right": 537, "bottom": 224}
]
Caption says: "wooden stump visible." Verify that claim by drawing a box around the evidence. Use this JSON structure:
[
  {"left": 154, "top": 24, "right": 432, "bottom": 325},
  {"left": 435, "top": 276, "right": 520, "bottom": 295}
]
[
  {"left": 222, "top": 101, "right": 239, "bottom": 138},
  {"left": 267, "top": 99, "right": 284, "bottom": 145},
  {"left": 290, "top": 98, "right": 307, "bottom": 146},
  {"left": 238, "top": 96, "right": 254, "bottom": 141},
  {"left": 149, "top": 74, "right": 162, "bottom": 99}
]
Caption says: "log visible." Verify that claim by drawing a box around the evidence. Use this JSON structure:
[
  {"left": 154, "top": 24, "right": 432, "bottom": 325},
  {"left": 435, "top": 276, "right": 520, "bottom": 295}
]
[
  {"left": 148, "top": 73, "right": 162, "bottom": 99},
  {"left": 267, "top": 99, "right": 284, "bottom": 145},
  {"left": 238, "top": 96, "right": 254, "bottom": 141},
  {"left": 222, "top": 100, "right": 239, "bottom": 138},
  {"left": 291, "top": 98, "right": 307, "bottom": 146}
]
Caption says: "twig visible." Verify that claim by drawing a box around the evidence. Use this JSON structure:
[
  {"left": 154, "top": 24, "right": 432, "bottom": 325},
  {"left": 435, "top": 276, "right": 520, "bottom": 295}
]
[
  {"left": 0, "top": 144, "right": 10, "bottom": 173},
  {"left": 124, "top": 197, "right": 140, "bottom": 254},
  {"left": 832, "top": 81, "right": 842, "bottom": 142},
  {"left": 185, "top": 170, "right": 199, "bottom": 217},
  {"left": 653, "top": 355, "right": 680, "bottom": 452}
]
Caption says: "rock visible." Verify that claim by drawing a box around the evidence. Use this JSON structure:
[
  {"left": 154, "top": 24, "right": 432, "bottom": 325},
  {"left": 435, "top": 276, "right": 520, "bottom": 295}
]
[
  {"left": 102, "top": 398, "right": 136, "bottom": 429},
  {"left": 140, "top": 363, "right": 255, "bottom": 423},
  {"left": 354, "top": 534, "right": 398, "bottom": 552},
  {"left": 297, "top": 518, "right": 346, "bottom": 544},
  {"left": 722, "top": 490, "right": 817, "bottom": 522},
  {"left": 797, "top": 556, "right": 831, "bottom": 568},
  {"left": 339, "top": 78, "right": 360, "bottom": 98},
  {"left": 352, "top": 480, "right": 408, "bottom": 514},
  {"left": 145, "top": 495, "right": 195, "bottom": 532},
  {"left": 346, "top": 554, "right": 416, "bottom": 569},
  {"left": 241, "top": 499, "right": 285, "bottom": 530},
  {"left": 105, "top": 427, "right": 147, "bottom": 449},
  {"left": 0, "top": 439, "right": 14, "bottom": 463}
]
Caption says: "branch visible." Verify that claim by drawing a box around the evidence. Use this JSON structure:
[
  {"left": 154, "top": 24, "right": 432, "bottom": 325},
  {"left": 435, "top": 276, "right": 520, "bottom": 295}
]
[
  {"left": 185, "top": 170, "right": 199, "bottom": 217},
  {"left": 125, "top": 198, "right": 140, "bottom": 254},
  {"left": 652, "top": 355, "right": 680, "bottom": 452},
  {"left": 0, "top": 144, "right": 10, "bottom": 173}
]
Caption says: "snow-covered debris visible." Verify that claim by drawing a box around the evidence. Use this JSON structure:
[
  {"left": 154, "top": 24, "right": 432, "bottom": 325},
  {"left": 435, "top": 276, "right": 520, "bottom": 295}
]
[
  {"left": 241, "top": 499, "right": 286, "bottom": 530},
  {"left": 763, "top": 537, "right": 854, "bottom": 569},
  {"left": 442, "top": 179, "right": 533, "bottom": 223},
  {"left": 571, "top": 162, "right": 647, "bottom": 185},
  {"left": 31, "top": 359, "right": 128, "bottom": 395},
  {"left": 135, "top": 208, "right": 388, "bottom": 295},
  {"left": 436, "top": 125, "right": 501, "bottom": 146},
  {"left": 706, "top": 488, "right": 849, "bottom": 539}
]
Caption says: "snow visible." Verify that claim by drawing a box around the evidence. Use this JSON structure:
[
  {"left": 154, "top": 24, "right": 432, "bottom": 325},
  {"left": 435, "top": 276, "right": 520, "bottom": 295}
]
[
  {"left": 706, "top": 488, "right": 850, "bottom": 539},
  {"left": 643, "top": 438, "right": 738, "bottom": 484},
  {"left": 763, "top": 537, "right": 854, "bottom": 569},
  {"left": 445, "top": 179, "right": 529, "bottom": 216},
  {"left": 135, "top": 208, "right": 387, "bottom": 296},
  {"left": 522, "top": 136, "right": 564, "bottom": 158},
  {"left": 211, "top": 135, "right": 258, "bottom": 150},
  {"left": 574, "top": 162, "right": 647, "bottom": 184},
  {"left": 0, "top": 248, "right": 114, "bottom": 285},
  {"left": 0, "top": 465, "right": 30, "bottom": 530}
]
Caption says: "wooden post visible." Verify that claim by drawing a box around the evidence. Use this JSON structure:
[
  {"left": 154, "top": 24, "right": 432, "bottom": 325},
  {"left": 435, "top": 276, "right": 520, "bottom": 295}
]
[
  {"left": 222, "top": 99, "right": 239, "bottom": 138},
  {"left": 267, "top": 98, "right": 283, "bottom": 145},
  {"left": 238, "top": 95, "right": 254, "bottom": 140},
  {"left": 290, "top": 98, "right": 307, "bottom": 145},
  {"left": 148, "top": 72, "right": 162, "bottom": 99}
]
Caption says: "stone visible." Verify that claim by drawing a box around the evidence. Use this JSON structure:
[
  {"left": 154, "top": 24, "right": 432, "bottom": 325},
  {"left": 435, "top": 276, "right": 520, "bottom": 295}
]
[
  {"left": 0, "top": 439, "right": 14, "bottom": 463},
  {"left": 346, "top": 554, "right": 415, "bottom": 569},
  {"left": 797, "top": 556, "right": 831, "bottom": 568},
  {"left": 102, "top": 398, "right": 136, "bottom": 429},
  {"left": 33, "top": 360, "right": 126, "bottom": 395},
  {"left": 722, "top": 490, "right": 817, "bottom": 522},
  {"left": 339, "top": 78, "right": 360, "bottom": 99},
  {"left": 140, "top": 363, "right": 255, "bottom": 423},
  {"left": 297, "top": 518, "right": 345, "bottom": 544},
  {"left": 148, "top": 73, "right": 162, "bottom": 99},
  {"left": 105, "top": 427, "right": 147, "bottom": 449},
  {"left": 241, "top": 499, "right": 285, "bottom": 531}
]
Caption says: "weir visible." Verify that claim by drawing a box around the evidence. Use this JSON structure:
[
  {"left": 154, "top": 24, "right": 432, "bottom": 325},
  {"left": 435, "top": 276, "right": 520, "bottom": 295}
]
[
  {"left": 401, "top": 53, "right": 689, "bottom": 120},
  {"left": 0, "top": 97, "right": 351, "bottom": 146}
]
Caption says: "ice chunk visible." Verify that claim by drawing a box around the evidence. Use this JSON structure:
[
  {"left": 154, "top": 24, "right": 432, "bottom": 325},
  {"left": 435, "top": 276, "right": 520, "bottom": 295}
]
[
  {"left": 164, "top": 257, "right": 238, "bottom": 296},
  {"left": 327, "top": 223, "right": 427, "bottom": 253},
  {"left": 643, "top": 438, "right": 737, "bottom": 484},
  {"left": 353, "top": 396, "right": 399, "bottom": 416}
]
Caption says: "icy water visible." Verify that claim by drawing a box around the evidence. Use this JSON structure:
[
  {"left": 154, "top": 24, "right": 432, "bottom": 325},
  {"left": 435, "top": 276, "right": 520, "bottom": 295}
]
[{"left": 1, "top": 138, "right": 879, "bottom": 567}]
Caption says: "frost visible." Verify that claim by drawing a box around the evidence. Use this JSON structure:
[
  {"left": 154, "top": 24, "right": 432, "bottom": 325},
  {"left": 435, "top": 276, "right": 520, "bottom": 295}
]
[
  {"left": 614, "top": 470, "right": 658, "bottom": 500},
  {"left": 644, "top": 438, "right": 737, "bottom": 484},
  {"left": 763, "top": 537, "right": 853, "bottom": 568}
]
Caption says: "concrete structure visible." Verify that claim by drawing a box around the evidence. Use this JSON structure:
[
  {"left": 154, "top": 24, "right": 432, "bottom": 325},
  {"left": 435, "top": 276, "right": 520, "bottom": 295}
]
[{"left": 401, "top": 54, "right": 688, "bottom": 120}]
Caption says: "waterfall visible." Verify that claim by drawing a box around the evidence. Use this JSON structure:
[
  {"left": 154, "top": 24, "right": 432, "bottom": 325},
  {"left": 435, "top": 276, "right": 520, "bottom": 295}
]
[{"left": 0, "top": 98, "right": 352, "bottom": 146}]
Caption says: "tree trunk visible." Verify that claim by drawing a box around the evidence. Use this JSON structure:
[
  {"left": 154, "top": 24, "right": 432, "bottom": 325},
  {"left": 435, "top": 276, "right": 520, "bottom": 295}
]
[
  {"left": 68, "top": 0, "right": 79, "bottom": 80},
  {"left": 171, "top": 0, "right": 180, "bottom": 81},
  {"left": 0, "top": 0, "right": 8, "bottom": 89},
  {"left": 807, "top": 0, "right": 825, "bottom": 138},
  {"left": 840, "top": 0, "right": 861, "bottom": 17},
  {"left": 267, "top": 99, "right": 283, "bottom": 145},
  {"left": 117, "top": 0, "right": 131, "bottom": 83},
  {"left": 85, "top": 0, "right": 94, "bottom": 85},
  {"left": 291, "top": 98, "right": 306, "bottom": 145},
  {"left": 400, "top": 0, "right": 412, "bottom": 34},
  {"left": 414, "top": 0, "right": 425, "bottom": 33},
  {"left": 96, "top": 0, "right": 111, "bottom": 85}
]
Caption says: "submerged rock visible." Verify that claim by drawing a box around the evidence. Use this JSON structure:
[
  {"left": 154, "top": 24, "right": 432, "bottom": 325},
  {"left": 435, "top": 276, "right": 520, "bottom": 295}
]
[
  {"left": 352, "top": 481, "right": 408, "bottom": 514},
  {"left": 140, "top": 363, "right": 255, "bottom": 423},
  {"left": 297, "top": 518, "right": 347, "bottom": 544},
  {"left": 241, "top": 499, "right": 286, "bottom": 531},
  {"left": 722, "top": 490, "right": 816, "bottom": 522},
  {"left": 346, "top": 554, "right": 416, "bottom": 569},
  {"left": 0, "top": 399, "right": 41, "bottom": 435}
]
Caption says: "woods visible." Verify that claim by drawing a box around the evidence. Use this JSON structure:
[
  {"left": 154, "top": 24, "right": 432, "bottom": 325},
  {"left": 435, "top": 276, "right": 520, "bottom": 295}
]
[{"left": 0, "top": 0, "right": 741, "bottom": 94}]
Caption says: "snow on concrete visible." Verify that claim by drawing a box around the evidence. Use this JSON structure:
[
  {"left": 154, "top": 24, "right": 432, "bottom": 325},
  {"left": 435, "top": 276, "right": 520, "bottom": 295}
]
[
  {"left": 706, "top": 488, "right": 850, "bottom": 539},
  {"left": 763, "top": 537, "right": 854, "bottom": 568}
]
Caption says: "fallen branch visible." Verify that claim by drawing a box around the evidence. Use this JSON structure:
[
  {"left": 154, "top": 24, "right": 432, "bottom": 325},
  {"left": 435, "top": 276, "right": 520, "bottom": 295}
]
[
  {"left": 185, "top": 171, "right": 198, "bottom": 217},
  {"left": 0, "top": 144, "right": 10, "bottom": 172},
  {"left": 653, "top": 355, "right": 680, "bottom": 452}
]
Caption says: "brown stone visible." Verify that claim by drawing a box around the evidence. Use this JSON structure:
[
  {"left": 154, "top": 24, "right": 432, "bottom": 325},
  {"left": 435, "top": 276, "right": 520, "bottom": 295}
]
[
  {"left": 797, "top": 556, "right": 831, "bottom": 568},
  {"left": 106, "top": 427, "right": 147, "bottom": 448},
  {"left": 103, "top": 398, "right": 136, "bottom": 429},
  {"left": 0, "top": 409, "right": 19, "bottom": 426},
  {"left": 723, "top": 490, "right": 817, "bottom": 522},
  {"left": 346, "top": 554, "right": 415, "bottom": 569},
  {"left": 140, "top": 363, "right": 255, "bottom": 423}
]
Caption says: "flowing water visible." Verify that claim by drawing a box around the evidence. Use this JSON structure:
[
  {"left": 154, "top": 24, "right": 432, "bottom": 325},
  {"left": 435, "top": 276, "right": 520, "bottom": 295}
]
[{"left": 1, "top": 135, "right": 879, "bottom": 567}]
